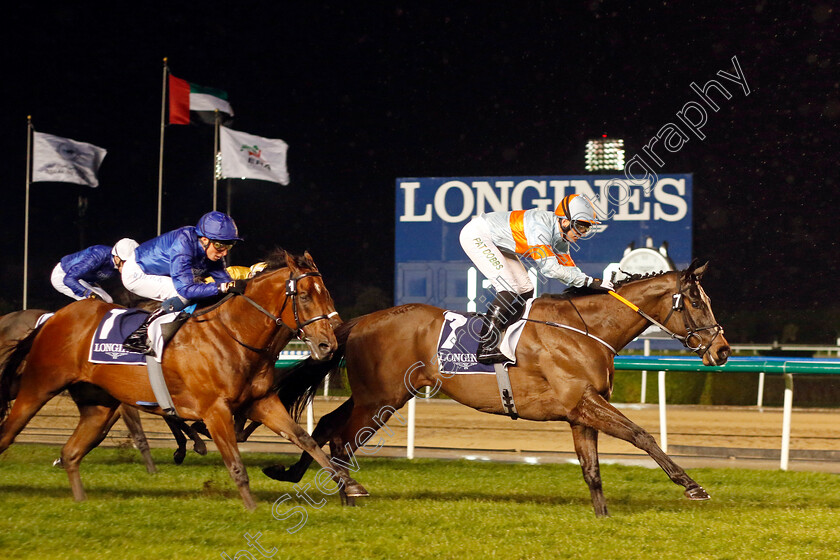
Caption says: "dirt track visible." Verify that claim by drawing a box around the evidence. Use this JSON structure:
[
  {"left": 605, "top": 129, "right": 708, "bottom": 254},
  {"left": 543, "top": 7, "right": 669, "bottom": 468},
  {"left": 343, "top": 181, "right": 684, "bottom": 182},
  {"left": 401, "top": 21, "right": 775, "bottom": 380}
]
[{"left": 14, "top": 394, "right": 840, "bottom": 472}]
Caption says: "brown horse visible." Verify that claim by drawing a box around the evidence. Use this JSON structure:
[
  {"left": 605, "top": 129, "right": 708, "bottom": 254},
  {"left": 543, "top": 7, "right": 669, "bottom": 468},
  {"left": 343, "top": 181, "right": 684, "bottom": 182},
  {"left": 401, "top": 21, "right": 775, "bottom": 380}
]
[
  {"left": 266, "top": 260, "right": 730, "bottom": 517},
  {"left": 0, "top": 250, "right": 368, "bottom": 509},
  {"left": 0, "top": 308, "right": 209, "bottom": 472}
]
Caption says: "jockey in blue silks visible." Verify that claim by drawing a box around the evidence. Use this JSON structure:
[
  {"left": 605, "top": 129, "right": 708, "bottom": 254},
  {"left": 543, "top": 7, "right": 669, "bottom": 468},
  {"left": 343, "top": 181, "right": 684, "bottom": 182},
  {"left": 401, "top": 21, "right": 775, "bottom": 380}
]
[
  {"left": 51, "top": 239, "right": 139, "bottom": 303},
  {"left": 121, "top": 211, "right": 245, "bottom": 354}
]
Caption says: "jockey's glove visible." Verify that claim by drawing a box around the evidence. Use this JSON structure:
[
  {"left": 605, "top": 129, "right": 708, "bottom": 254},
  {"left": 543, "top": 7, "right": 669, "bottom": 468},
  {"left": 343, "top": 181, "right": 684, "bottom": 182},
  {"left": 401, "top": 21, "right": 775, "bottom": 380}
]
[
  {"left": 586, "top": 277, "right": 614, "bottom": 293},
  {"left": 221, "top": 280, "right": 247, "bottom": 295}
]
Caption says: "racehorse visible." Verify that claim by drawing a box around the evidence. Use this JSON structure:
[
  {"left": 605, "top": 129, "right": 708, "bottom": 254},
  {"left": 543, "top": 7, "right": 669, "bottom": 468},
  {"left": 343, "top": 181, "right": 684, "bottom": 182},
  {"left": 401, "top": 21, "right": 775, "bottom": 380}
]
[
  {"left": 265, "top": 260, "right": 730, "bottom": 517},
  {"left": 0, "top": 308, "right": 208, "bottom": 472},
  {"left": 0, "top": 250, "right": 368, "bottom": 509}
]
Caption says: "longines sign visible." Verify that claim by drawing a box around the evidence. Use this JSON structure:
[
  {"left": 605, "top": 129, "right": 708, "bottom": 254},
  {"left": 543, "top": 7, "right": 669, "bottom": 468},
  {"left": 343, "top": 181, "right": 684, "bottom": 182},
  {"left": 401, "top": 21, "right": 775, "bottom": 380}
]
[{"left": 394, "top": 174, "right": 692, "bottom": 308}]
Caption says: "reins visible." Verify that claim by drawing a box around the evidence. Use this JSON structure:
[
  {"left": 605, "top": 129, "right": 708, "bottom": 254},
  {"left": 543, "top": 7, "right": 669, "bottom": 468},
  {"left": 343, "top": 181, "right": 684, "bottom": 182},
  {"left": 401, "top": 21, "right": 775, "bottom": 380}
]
[{"left": 522, "top": 272, "right": 723, "bottom": 357}]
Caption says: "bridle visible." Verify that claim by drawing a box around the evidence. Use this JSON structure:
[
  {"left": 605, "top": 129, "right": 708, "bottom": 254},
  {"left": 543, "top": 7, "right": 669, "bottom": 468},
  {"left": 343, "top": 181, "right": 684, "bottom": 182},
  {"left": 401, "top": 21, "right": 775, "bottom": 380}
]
[
  {"left": 193, "top": 269, "right": 338, "bottom": 353},
  {"left": 608, "top": 272, "right": 724, "bottom": 357}
]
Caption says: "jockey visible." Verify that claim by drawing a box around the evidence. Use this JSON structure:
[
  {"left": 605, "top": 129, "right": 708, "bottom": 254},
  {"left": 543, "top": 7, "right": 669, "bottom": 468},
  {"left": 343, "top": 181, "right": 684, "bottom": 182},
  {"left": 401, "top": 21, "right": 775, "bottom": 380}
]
[
  {"left": 50, "top": 238, "right": 139, "bottom": 303},
  {"left": 458, "top": 194, "right": 613, "bottom": 363},
  {"left": 121, "top": 211, "right": 246, "bottom": 353}
]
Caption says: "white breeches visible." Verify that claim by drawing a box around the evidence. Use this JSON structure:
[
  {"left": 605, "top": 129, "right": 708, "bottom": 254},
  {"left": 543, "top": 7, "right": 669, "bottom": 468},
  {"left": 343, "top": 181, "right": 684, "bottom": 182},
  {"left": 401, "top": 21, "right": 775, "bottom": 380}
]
[
  {"left": 459, "top": 217, "right": 534, "bottom": 294},
  {"left": 50, "top": 263, "right": 113, "bottom": 303},
  {"left": 121, "top": 255, "right": 180, "bottom": 302}
]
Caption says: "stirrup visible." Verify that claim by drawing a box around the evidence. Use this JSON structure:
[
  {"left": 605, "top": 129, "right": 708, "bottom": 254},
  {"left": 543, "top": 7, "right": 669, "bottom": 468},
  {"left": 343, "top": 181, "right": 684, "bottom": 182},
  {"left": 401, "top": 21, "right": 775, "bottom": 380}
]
[
  {"left": 477, "top": 345, "right": 507, "bottom": 364},
  {"left": 122, "top": 333, "right": 151, "bottom": 354}
]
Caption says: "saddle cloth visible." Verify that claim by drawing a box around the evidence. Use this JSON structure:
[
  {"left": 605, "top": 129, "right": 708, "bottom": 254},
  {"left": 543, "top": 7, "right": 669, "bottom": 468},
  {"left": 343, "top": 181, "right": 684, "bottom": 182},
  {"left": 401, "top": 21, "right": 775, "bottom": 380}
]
[
  {"left": 435, "top": 299, "right": 534, "bottom": 374},
  {"left": 88, "top": 309, "right": 180, "bottom": 365}
]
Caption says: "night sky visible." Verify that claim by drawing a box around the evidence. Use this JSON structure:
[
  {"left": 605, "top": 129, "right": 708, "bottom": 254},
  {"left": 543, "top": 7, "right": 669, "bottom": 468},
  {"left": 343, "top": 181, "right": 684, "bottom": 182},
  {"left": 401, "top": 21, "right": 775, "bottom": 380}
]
[{"left": 2, "top": 3, "right": 838, "bottom": 342}]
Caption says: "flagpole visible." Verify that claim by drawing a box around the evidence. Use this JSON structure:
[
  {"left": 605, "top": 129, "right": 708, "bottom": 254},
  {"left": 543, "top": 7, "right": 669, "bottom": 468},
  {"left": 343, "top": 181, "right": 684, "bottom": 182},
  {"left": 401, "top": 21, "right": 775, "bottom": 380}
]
[
  {"left": 213, "top": 110, "right": 220, "bottom": 211},
  {"left": 157, "top": 58, "right": 169, "bottom": 235},
  {"left": 23, "top": 117, "right": 33, "bottom": 310}
]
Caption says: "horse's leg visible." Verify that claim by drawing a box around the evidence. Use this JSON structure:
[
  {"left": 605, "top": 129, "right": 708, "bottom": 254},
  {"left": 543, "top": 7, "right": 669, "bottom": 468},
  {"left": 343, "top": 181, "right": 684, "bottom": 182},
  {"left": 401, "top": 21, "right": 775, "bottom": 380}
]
[
  {"left": 0, "top": 385, "right": 61, "bottom": 454},
  {"left": 202, "top": 404, "right": 256, "bottom": 511},
  {"left": 570, "top": 423, "right": 608, "bottom": 517},
  {"left": 262, "top": 397, "right": 354, "bottom": 483},
  {"left": 182, "top": 421, "right": 208, "bottom": 455},
  {"left": 119, "top": 405, "right": 157, "bottom": 473},
  {"left": 60, "top": 402, "right": 120, "bottom": 501},
  {"left": 568, "top": 386, "right": 709, "bottom": 501},
  {"left": 163, "top": 417, "right": 189, "bottom": 465},
  {"left": 250, "top": 396, "right": 368, "bottom": 497},
  {"left": 237, "top": 420, "right": 262, "bottom": 442}
]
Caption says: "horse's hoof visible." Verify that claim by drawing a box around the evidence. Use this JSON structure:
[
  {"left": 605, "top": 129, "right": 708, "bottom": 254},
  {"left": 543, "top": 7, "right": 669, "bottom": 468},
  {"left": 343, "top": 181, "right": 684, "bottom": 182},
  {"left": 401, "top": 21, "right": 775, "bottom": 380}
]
[
  {"left": 52, "top": 457, "right": 63, "bottom": 468},
  {"left": 685, "top": 486, "right": 710, "bottom": 500},
  {"left": 343, "top": 482, "right": 369, "bottom": 497},
  {"left": 173, "top": 449, "right": 186, "bottom": 465},
  {"left": 193, "top": 441, "right": 207, "bottom": 456},
  {"left": 262, "top": 465, "right": 289, "bottom": 481}
]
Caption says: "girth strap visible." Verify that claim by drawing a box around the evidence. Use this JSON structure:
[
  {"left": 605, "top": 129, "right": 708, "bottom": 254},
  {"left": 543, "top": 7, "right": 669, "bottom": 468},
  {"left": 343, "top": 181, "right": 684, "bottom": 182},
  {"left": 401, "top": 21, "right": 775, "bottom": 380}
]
[{"left": 493, "top": 362, "right": 519, "bottom": 420}]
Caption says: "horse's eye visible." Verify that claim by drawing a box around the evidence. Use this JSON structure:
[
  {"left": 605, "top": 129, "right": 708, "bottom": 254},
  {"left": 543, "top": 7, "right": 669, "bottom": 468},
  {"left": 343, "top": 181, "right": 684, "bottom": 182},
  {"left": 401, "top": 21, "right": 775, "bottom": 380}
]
[
  {"left": 299, "top": 292, "right": 311, "bottom": 303},
  {"left": 691, "top": 300, "right": 700, "bottom": 308}
]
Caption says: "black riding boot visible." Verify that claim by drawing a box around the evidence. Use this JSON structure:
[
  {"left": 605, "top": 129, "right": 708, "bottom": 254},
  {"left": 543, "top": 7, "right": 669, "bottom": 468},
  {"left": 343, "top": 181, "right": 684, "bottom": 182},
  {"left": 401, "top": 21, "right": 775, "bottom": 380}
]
[
  {"left": 476, "top": 291, "right": 529, "bottom": 364},
  {"left": 123, "top": 307, "right": 167, "bottom": 354}
]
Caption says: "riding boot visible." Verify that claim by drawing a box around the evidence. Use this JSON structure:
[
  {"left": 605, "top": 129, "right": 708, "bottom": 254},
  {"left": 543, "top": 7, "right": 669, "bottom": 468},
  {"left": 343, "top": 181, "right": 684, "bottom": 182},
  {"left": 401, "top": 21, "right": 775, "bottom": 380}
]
[
  {"left": 123, "top": 306, "right": 167, "bottom": 355},
  {"left": 477, "top": 291, "right": 527, "bottom": 364}
]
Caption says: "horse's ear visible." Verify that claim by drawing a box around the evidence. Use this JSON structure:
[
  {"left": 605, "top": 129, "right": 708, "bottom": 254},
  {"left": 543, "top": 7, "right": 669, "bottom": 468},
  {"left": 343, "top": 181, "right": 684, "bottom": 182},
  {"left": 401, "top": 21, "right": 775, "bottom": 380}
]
[
  {"left": 681, "top": 259, "right": 708, "bottom": 282},
  {"left": 303, "top": 250, "right": 319, "bottom": 271}
]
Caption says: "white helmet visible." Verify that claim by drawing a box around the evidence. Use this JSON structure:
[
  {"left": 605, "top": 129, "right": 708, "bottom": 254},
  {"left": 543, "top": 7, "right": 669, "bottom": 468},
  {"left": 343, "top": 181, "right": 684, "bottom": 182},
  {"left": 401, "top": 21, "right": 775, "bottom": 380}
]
[
  {"left": 112, "top": 238, "right": 139, "bottom": 261},
  {"left": 555, "top": 194, "right": 601, "bottom": 225}
]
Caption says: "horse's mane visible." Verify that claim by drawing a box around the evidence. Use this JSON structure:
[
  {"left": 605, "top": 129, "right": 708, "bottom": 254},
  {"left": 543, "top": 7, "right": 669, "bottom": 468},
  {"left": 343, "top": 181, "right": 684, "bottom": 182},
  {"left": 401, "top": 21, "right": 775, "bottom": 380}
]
[
  {"left": 612, "top": 268, "right": 674, "bottom": 289},
  {"left": 258, "top": 248, "right": 313, "bottom": 272},
  {"left": 538, "top": 269, "right": 675, "bottom": 301}
]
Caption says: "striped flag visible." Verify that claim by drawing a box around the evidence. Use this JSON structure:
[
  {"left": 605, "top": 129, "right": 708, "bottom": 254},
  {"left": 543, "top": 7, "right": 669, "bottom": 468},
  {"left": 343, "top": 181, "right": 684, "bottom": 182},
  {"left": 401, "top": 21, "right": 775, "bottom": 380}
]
[
  {"left": 31, "top": 132, "right": 107, "bottom": 188},
  {"left": 168, "top": 74, "right": 234, "bottom": 125}
]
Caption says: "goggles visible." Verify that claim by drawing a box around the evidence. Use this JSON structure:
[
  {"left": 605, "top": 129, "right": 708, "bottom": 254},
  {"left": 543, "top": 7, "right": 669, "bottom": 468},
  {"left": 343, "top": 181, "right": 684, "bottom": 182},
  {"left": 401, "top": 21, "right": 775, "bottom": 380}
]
[
  {"left": 210, "top": 240, "right": 235, "bottom": 252},
  {"left": 571, "top": 220, "right": 593, "bottom": 234}
]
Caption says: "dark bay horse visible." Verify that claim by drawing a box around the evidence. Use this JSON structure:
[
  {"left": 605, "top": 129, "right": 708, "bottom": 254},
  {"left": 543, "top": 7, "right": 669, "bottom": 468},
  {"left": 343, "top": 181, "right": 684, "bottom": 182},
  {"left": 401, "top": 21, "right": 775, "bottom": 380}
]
[
  {"left": 0, "top": 251, "right": 368, "bottom": 509},
  {"left": 267, "top": 260, "right": 730, "bottom": 517}
]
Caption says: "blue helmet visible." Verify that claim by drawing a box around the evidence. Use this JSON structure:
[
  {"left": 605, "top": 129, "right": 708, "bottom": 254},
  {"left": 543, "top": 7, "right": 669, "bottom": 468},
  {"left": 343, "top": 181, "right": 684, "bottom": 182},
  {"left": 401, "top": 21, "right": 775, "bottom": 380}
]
[{"left": 195, "top": 211, "right": 243, "bottom": 242}]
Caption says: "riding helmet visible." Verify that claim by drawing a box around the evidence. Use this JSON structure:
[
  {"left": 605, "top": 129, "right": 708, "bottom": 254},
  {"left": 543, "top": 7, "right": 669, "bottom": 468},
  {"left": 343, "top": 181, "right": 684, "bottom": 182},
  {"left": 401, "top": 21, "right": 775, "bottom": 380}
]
[
  {"left": 195, "top": 211, "right": 243, "bottom": 242},
  {"left": 111, "top": 238, "right": 139, "bottom": 261},
  {"left": 555, "top": 194, "right": 601, "bottom": 225}
]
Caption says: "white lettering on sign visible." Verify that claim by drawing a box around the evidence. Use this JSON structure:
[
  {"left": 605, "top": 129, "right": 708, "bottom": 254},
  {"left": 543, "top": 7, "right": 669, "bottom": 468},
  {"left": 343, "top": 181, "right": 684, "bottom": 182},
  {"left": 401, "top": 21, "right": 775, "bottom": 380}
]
[{"left": 398, "top": 177, "right": 688, "bottom": 223}]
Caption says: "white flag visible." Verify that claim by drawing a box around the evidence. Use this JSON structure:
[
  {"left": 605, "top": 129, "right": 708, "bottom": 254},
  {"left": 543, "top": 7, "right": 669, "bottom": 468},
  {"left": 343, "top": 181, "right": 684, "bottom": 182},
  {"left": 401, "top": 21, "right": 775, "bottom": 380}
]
[
  {"left": 32, "top": 132, "right": 107, "bottom": 188},
  {"left": 220, "top": 126, "right": 289, "bottom": 185}
]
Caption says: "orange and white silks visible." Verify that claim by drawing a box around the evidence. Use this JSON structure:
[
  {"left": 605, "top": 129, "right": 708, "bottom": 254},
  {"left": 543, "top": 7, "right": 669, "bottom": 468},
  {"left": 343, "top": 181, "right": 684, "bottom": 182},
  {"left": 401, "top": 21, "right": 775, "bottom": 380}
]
[{"left": 509, "top": 211, "right": 575, "bottom": 267}]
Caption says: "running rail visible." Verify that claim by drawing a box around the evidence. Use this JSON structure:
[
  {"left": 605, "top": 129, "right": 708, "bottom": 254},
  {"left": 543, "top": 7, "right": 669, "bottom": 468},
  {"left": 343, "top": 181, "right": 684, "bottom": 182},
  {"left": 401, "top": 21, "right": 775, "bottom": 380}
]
[{"left": 613, "top": 356, "right": 840, "bottom": 469}]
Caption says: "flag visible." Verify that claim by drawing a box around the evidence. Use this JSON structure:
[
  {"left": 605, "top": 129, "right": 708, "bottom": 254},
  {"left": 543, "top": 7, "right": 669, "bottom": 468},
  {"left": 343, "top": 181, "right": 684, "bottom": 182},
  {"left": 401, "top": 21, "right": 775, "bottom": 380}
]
[
  {"left": 31, "top": 132, "right": 107, "bottom": 188},
  {"left": 220, "top": 126, "right": 289, "bottom": 185},
  {"left": 169, "top": 74, "right": 234, "bottom": 125}
]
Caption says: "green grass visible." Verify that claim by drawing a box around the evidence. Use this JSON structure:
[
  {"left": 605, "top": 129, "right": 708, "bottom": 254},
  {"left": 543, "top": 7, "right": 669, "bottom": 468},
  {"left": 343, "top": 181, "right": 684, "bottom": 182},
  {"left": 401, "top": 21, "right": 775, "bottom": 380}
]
[{"left": 2, "top": 445, "right": 840, "bottom": 559}]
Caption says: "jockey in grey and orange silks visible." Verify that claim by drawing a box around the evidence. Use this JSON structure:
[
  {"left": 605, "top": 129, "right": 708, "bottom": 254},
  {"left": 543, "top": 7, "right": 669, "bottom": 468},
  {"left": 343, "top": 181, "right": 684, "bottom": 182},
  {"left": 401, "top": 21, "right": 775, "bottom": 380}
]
[{"left": 459, "top": 193, "right": 609, "bottom": 364}]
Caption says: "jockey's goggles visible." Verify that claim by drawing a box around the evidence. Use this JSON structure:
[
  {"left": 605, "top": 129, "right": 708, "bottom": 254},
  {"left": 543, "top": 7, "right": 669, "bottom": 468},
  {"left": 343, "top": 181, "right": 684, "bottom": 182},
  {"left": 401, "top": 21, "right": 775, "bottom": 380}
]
[
  {"left": 210, "top": 240, "right": 235, "bottom": 252},
  {"left": 571, "top": 220, "right": 593, "bottom": 234}
]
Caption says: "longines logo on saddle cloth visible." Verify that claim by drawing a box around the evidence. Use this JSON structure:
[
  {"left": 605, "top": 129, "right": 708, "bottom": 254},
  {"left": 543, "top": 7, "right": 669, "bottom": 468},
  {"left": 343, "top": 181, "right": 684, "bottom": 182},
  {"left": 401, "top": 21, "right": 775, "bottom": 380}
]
[
  {"left": 89, "top": 309, "right": 180, "bottom": 365},
  {"left": 435, "top": 301, "right": 534, "bottom": 374}
]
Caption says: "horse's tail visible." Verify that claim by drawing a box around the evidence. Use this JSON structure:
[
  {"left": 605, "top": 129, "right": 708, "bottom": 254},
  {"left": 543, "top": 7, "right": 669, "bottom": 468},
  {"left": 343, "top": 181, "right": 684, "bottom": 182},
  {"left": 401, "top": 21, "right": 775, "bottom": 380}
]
[
  {"left": 275, "top": 316, "right": 363, "bottom": 423},
  {"left": 0, "top": 325, "right": 43, "bottom": 428}
]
